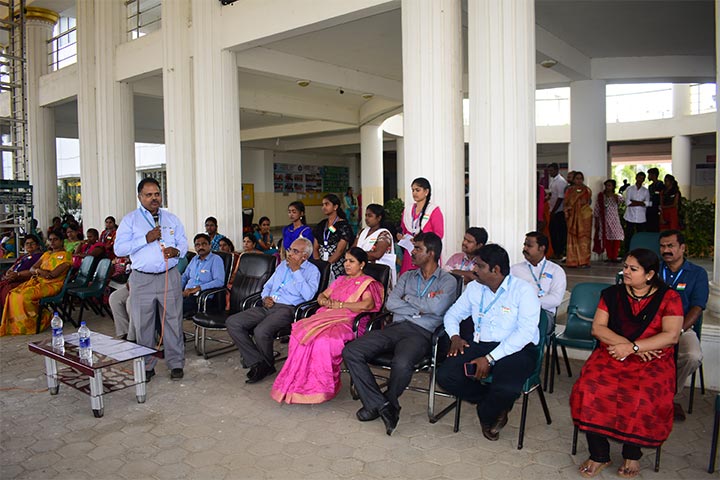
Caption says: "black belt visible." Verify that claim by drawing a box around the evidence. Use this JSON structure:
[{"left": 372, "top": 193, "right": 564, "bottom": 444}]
[{"left": 135, "top": 266, "right": 176, "bottom": 275}]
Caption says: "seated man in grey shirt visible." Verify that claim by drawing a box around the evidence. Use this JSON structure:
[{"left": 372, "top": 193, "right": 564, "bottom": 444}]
[{"left": 342, "top": 232, "right": 457, "bottom": 436}]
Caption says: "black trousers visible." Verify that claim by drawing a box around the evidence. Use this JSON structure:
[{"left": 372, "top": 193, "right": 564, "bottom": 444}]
[
  {"left": 586, "top": 432, "right": 643, "bottom": 463},
  {"left": 182, "top": 295, "right": 198, "bottom": 318},
  {"left": 646, "top": 206, "right": 660, "bottom": 232},
  {"left": 624, "top": 221, "right": 646, "bottom": 252},
  {"left": 436, "top": 341, "right": 536, "bottom": 425},
  {"left": 342, "top": 321, "right": 432, "bottom": 411},
  {"left": 549, "top": 211, "right": 567, "bottom": 257}
]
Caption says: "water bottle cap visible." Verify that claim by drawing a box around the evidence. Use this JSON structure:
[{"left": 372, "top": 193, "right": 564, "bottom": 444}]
[{"left": 80, "top": 321, "right": 86, "bottom": 326}]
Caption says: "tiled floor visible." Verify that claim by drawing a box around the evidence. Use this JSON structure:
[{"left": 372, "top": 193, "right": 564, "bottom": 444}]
[{"left": 1, "top": 260, "right": 717, "bottom": 479}]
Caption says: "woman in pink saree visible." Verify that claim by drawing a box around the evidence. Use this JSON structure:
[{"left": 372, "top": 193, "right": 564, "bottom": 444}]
[{"left": 271, "top": 247, "right": 384, "bottom": 404}]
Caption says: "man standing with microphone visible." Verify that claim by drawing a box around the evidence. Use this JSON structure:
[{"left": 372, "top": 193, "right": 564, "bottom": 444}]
[{"left": 115, "top": 178, "right": 188, "bottom": 381}]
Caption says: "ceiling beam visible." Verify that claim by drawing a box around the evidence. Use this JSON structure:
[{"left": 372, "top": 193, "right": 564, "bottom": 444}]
[
  {"left": 281, "top": 132, "right": 361, "bottom": 151},
  {"left": 239, "top": 88, "right": 359, "bottom": 125},
  {"left": 236, "top": 47, "right": 402, "bottom": 101},
  {"left": 220, "top": 0, "right": 400, "bottom": 51},
  {"left": 241, "top": 120, "right": 354, "bottom": 141},
  {"left": 592, "top": 56, "right": 716, "bottom": 83},
  {"left": 536, "top": 26, "right": 591, "bottom": 81}
]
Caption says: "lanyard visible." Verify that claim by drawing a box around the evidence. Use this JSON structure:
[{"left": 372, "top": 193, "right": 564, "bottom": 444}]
[
  {"left": 527, "top": 259, "right": 547, "bottom": 291},
  {"left": 478, "top": 278, "right": 509, "bottom": 318},
  {"left": 411, "top": 205, "right": 428, "bottom": 232},
  {"left": 272, "top": 267, "right": 292, "bottom": 297},
  {"left": 194, "top": 257, "right": 207, "bottom": 284},
  {"left": 323, "top": 217, "right": 338, "bottom": 245},
  {"left": 662, "top": 265, "right": 684, "bottom": 288},
  {"left": 140, "top": 208, "right": 161, "bottom": 229},
  {"left": 416, "top": 275, "right": 436, "bottom": 298}
]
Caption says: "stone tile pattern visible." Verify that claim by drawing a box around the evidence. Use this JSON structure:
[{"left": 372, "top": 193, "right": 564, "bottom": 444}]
[{"left": 1, "top": 266, "right": 716, "bottom": 479}]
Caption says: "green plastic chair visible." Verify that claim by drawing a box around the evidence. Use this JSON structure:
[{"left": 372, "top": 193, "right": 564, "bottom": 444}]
[
  {"left": 66, "top": 258, "right": 113, "bottom": 324},
  {"left": 549, "top": 282, "right": 609, "bottom": 393},
  {"left": 452, "top": 310, "right": 552, "bottom": 450},
  {"left": 38, "top": 271, "right": 74, "bottom": 331},
  {"left": 66, "top": 256, "right": 98, "bottom": 290},
  {"left": 709, "top": 393, "right": 719, "bottom": 473},
  {"left": 687, "top": 315, "right": 706, "bottom": 414},
  {"left": 629, "top": 232, "right": 661, "bottom": 258}
]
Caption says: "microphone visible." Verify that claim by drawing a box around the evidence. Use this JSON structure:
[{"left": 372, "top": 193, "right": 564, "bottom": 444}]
[{"left": 152, "top": 213, "right": 160, "bottom": 228}]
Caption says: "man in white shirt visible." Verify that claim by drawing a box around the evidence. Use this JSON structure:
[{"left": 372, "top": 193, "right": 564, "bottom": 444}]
[
  {"left": 510, "top": 232, "right": 567, "bottom": 335},
  {"left": 547, "top": 163, "right": 568, "bottom": 258},
  {"left": 437, "top": 244, "right": 541, "bottom": 441},
  {"left": 623, "top": 171, "right": 650, "bottom": 250}
]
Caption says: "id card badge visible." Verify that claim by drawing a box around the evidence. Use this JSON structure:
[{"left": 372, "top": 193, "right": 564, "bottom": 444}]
[
  {"left": 321, "top": 251, "right": 329, "bottom": 261},
  {"left": 473, "top": 332, "right": 481, "bottom": 343},
  {"left": 538, "top": 289, "right": 545, "bottom": 298}
]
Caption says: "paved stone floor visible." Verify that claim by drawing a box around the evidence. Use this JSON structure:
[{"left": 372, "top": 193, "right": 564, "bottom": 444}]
[{"left": 1, "top": 260, "right": 718, "bottom": 479}]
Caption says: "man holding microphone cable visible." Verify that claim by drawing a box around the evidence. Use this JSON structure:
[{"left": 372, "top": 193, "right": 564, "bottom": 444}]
[{"left": 115, "top": 178, "right": 188, "bottom": 381}]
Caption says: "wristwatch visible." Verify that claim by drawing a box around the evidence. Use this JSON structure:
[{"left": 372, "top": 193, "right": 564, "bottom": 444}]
[
  {"left": 485, "top": 354, "right": 496, "bottom": 366},
  {"left": 632, "top": 343, "right": 639, "bottom": 353}
]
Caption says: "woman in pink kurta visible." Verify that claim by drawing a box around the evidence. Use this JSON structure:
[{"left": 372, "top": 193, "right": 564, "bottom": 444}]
[
  {"left": 271, "top": 248, "right": 384, "bottom": 404},
  {"left": 399, "top": 177, "right": 444, "bottom": 274}
]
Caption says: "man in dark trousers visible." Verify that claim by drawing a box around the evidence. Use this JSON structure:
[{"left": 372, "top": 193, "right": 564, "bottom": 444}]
[{"left": 343, "top": 232, "right": 457, "bottom": 435}]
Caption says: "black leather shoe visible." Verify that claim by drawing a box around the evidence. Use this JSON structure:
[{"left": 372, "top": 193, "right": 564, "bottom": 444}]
[
  {"left": 356, "top": 407, "right": 380, "bottom": 422},
  {"left": 481, "top": 421, "right": 499, "bottom": 441},
  {"left": 145, "top": 369, "right": 155, "bottom": 382},
  {"left": 170, "top": 368, "right": 184, "bottom": 380},
  {"left": 245, "top": 362, "right": 276, "bottom": 384},
  {"left": 379, "top": 402, "right": 400, "bottom": 436},
  {"left": 492, "top": 409, "right": 509, "bottom": 434},
  {"left": 246, "top": 365, "right": 258, "bottom": 380}
]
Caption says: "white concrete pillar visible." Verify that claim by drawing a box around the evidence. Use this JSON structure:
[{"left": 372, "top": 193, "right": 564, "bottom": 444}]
[
  {"left": 94, "top": 0, "right": 136, "bottom": 228},
  {"left": 25, "top": 8, "right": 58, "bottom": 229},
  {"left": 569, "top": 80, "right": 608, "bottom": 199},
  {"left": 707, "top": 0, "right": 720, "bottom": 340},
  {"left": 671, "top": 135, "right": 692, "bottom": 197},
  {"left": 360, "top": 123, "right": 384, "bottom": 206},
  {"left": 673, "top": 84, "right": 692, "bottom": 117},
  {"left": 401, "top": 0, "right": 464, "bottom": 257},
  {"left": 162, "top": 0, "right": 196, "bottom": 236},
  {"left": 468, "top": 0, "right": 535, "bottom": 263},
  {"left": 192, "top": 0, "right": 243, "bottom": 243},
  {"left": 395, "top": 137, "right": 405, "bottom": 202},
  {"left": 76, "top": 0, "right": 100, "bottom": 230}
]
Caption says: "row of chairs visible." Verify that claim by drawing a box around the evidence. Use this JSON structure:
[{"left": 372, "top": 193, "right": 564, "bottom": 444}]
[{"left": 37, "top": 255, "right": 113, "bottom": 333}]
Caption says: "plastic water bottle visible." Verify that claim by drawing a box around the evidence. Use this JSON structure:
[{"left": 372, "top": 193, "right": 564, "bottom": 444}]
[
  {"left": 51, "top": 312, "right": 64, "bottom": 351},
  {"left": 78, "top": 322, "right": 92, "bottom": 361}
]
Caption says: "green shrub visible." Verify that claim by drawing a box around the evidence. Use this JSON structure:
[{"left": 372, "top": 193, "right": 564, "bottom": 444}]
[
  {"left": 681, "top": 197, "right": 715, "bottom": 258},
  {"left": 384, "top": 198, "right": 404, "bottom": 232}
]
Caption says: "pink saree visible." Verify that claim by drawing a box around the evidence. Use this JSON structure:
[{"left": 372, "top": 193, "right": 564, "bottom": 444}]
[{"left": 271, "top": 274, "right": 383, "bottom": 404}]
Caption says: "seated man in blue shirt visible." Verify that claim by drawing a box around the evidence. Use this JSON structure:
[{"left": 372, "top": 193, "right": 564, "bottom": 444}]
[
  {"left": 437, "top": 244, "right": 541, "bottom": 441},
  {"left": 343, "top": 232, "right": 458, "bottom": 436},
  {"left": 181, "top": 233, "right": 226, "bottom": 318},
  {"left": 659, "top": 229, "right": 709, "bottom": 421},
  {"left": 226, "top": 237, "right": 320, "bottom": 384}
]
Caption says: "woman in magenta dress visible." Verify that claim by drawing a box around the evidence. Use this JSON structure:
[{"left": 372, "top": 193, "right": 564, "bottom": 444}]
[
  {"left": 0, "top": 235, "right": 42, "bottom": 310},
  {"left": 570, "top": 248, "right": 683, "bottom": 478},
  {"left": 271, "top": 248, "right": 383, "bottom": 404},
  {"left": 399, "top": 177, "right": 444, "bottom": 274}
]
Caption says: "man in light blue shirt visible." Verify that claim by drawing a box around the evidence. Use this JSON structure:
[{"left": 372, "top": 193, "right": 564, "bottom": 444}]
[
  {"left": 115, "top": 178, "right": 188, "bottom": 381},
  {"left": 226, "top": 237, "right": 320, "bottom": 384},
  {"left": 181, "top": 233, "right": 226, "bottom": 318},
  {"left": 437, "top": 244, "right": 541, "bottom": 442}
]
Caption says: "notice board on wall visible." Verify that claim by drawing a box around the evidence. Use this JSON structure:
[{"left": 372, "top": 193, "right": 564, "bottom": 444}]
[{"left": 273, "top": 163, "right": 349, "bottom": 195}]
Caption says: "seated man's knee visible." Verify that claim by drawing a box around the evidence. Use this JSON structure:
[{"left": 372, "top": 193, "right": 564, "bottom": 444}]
[{"left": 342, "top": 339, "right": 365, "bottom": 363}]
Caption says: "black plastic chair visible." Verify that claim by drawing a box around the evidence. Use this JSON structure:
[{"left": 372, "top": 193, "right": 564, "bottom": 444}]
[
  {"left": 192, "top": 253, "right": 276, "bottom": 359},
  {"left": 193, "top": 251, "right": 235, "bottom": 316},
  {"left": 452, "top": 310, "right": 552, "bottom": 450},
  {"left": 351, "top": 273, "right": 463, "bottom": 422}
]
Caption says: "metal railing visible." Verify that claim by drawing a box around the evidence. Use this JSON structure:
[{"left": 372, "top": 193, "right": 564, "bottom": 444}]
[
  {"left": 47, "top": 26, "right": 77, "bottom": 71},
  {"left": 126, "top": 0, "right": 161, "bottom": 40}
]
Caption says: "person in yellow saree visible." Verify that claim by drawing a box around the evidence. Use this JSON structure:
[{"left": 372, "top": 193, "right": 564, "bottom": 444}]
[
  {"left": 564, "top": 171, "right": 593, "bottom": 268},
  {"left": 271, "top": 247, "right": 384, "bottom": 404},
  {"left": 0, "top": 232, "right": 72, "bottom": 335}
]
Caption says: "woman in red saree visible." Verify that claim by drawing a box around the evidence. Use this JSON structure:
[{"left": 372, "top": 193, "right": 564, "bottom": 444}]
[
  {"left": 570, "top": 248, "right": 682, "bottom": 478},
  {"left": 564, "top": 171, "right": 593, "bottom": 268},
  {"left": 0, "top": 232, "right": 72, "bottom": 336},
  {"left": 271, "top": 247, "right": 383, "bottom": 404}
]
